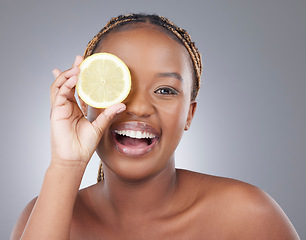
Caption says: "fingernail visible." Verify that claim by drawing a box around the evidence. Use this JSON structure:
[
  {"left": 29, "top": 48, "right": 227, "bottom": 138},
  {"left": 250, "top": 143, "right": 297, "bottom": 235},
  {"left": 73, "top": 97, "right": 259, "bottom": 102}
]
[
  {"left": 52, "top": 69, "right": 57, "bottom": 77},
  {"left": 74, "top": 55, "right": 79, "bottom": 64},
  {"left": 116, "top": 107, "right": 126, "bottom": 114}
]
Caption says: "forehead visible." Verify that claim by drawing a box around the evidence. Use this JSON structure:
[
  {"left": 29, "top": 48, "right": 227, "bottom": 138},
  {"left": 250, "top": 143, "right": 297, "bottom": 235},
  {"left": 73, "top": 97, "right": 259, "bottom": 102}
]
[
  {"left": 95, "top": 22, "right": 184, "bottom": 50},
  {"left": 94, "top": 24, "right": 193, "bottom": 78}
]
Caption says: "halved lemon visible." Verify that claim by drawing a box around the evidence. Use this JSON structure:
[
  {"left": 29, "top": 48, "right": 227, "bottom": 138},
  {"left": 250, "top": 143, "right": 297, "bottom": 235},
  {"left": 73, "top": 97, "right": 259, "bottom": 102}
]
[{"left": 76, "top": 53, "right": 131, "bottom": 108}]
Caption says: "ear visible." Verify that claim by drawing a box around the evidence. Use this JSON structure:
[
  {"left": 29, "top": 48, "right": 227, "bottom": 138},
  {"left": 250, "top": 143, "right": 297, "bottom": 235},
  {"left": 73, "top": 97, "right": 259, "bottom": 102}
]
[{"left": 184, "top": 100, "right": 197, "bottom": 131}]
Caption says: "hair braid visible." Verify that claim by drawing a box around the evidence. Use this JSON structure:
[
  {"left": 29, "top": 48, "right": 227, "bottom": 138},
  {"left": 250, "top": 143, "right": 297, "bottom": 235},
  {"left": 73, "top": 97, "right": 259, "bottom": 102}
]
[
  {"left": 83, "top": 13, "right": 203, "bottom": 182},
  {"left": 97, "top": 160, "right": 104, "bottom": 182},
  {"left": 156, "top": 16, "right": 202, "bottom": 99}
]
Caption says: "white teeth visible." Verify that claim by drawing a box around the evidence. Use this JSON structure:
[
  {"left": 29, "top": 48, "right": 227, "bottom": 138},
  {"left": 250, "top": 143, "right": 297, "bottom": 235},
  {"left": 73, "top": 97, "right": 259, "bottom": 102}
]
[{"left": 114, "top": 130, "right": 156, "bottom": 139}]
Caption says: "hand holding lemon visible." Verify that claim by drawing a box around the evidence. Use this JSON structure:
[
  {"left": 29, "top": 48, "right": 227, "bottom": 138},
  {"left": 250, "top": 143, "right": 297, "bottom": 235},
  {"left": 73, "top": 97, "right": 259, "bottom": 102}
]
[{"left": 50, "top": 53, "right": 130, "bottom": 165}]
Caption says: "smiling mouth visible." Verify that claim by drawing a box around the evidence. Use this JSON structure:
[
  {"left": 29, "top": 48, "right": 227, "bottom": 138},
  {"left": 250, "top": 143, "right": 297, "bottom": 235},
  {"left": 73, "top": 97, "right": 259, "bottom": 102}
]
[{"left": 112, "top": 126, "right": 160, "bottom": 157}]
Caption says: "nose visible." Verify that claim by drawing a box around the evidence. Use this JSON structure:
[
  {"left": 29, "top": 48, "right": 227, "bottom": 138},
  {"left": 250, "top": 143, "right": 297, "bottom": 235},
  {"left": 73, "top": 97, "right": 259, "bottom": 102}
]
[{"left": 124, "top": 88, "right": 154, "bottom": 117}]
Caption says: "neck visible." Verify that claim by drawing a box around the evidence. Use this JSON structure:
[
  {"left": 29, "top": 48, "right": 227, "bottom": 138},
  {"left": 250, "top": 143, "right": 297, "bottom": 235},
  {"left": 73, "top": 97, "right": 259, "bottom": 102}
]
[{"left": 99, "top": 159, "right": 177, "bottom": 220}]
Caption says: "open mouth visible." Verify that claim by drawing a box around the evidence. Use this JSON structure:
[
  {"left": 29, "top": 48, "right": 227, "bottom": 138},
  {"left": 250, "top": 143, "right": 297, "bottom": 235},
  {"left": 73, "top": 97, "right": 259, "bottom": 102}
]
[{"left": 112, "top": 125, "right": 160, "bottom": 157}]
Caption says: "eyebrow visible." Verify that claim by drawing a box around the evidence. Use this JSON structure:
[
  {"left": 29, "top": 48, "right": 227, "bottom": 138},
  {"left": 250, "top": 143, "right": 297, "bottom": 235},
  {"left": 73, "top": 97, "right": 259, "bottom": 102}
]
[{"left": 156, "top": 72, "right": 183, "bottom": 82}]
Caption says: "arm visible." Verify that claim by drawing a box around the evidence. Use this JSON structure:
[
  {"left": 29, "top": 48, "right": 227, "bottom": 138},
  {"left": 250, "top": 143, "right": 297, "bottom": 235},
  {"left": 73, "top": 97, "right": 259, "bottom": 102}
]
[
  {"left": 11, "top": 56, "right": 126, "bottom": 240},
  {"left": 11, "top": 164, "right": 85, "bottom": 240}
]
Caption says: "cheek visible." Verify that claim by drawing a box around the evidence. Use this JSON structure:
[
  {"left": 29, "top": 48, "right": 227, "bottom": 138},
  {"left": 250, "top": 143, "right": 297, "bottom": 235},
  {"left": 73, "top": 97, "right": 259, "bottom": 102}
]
[{"left": 158, "top": 97, "right": 190, "bottom": 133}]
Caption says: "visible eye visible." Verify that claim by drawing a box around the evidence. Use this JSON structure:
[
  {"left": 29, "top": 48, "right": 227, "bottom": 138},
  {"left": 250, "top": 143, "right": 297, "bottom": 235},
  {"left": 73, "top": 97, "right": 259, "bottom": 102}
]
[{"left": 154, "top": 87, "right": 178, "bottom": 95}]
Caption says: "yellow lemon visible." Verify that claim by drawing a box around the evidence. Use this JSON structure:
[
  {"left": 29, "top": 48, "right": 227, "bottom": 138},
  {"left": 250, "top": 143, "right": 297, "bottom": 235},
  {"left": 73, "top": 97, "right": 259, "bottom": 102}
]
[{"left": 76, "top": 53, "right": 131, "bottom": 108}]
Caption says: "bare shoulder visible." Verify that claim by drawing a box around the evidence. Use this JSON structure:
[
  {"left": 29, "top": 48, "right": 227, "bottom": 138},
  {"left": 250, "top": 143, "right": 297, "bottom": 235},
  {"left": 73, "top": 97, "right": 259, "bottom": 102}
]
[
  {"left": 176, "top": 169, "right": 300, "bottom": 239},
  {"left": 10, "top": 197, "right": 38, "bottom": 240}
]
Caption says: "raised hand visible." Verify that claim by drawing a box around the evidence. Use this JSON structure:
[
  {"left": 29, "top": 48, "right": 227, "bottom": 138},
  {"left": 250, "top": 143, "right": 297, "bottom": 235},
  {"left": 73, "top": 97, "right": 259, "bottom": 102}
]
[{"left": 50, "top": 56, "right": 126, "bottom": 167}]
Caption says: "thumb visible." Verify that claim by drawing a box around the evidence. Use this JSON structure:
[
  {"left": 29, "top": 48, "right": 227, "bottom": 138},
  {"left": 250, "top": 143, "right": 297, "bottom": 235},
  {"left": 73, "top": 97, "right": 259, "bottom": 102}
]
[{"left": 91, "top": 103, "right": 126, "bottom": 137}]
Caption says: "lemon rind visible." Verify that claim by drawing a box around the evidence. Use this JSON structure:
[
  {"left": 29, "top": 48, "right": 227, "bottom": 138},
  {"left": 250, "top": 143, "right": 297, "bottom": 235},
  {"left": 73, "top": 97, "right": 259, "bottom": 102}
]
[{"left": 76, "top": 53, "right": 131, "bottom": 109}]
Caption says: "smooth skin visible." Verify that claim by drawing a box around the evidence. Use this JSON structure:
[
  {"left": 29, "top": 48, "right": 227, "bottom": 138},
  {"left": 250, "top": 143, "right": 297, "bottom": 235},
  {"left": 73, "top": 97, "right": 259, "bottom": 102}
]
[{"left": 11, "top": 24, "right": 300, "bottom": 239}]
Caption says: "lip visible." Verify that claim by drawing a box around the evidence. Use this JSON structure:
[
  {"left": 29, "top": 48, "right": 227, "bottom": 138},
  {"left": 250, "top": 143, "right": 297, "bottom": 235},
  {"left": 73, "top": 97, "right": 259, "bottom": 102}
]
[{"left": 111, "top": 121, "right": 161, "bottom": 157}]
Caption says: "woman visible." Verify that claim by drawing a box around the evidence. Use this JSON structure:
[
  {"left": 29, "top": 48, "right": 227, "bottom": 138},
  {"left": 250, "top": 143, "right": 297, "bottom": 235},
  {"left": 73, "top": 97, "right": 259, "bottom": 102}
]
[{"left": 11, "top": 13, "right": 300, "bottom": 239}]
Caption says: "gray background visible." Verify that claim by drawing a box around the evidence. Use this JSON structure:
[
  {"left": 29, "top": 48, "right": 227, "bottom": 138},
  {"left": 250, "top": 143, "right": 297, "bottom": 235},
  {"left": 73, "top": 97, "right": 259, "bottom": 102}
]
[{"left": 1, "top": 0, "right": 305, "bottom": 238}]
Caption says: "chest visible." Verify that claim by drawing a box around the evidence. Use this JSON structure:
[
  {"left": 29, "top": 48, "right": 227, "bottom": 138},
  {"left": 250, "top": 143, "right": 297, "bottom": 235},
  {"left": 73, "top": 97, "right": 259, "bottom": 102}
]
[{"left": 69, "top": 207, "right": 232, "bottom": 240}]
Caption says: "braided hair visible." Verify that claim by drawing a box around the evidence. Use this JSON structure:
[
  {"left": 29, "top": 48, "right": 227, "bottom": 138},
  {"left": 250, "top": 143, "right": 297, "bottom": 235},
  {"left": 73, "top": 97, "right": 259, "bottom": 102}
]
[{"left": 83, "top": 13, "right": 203, "bottom": 182}]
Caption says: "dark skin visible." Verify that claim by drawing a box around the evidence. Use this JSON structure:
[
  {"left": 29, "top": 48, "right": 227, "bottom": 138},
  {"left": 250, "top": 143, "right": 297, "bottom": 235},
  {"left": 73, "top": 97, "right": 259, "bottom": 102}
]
[{"left": 11, "top": 24, "right": 300, "bottom": 239}]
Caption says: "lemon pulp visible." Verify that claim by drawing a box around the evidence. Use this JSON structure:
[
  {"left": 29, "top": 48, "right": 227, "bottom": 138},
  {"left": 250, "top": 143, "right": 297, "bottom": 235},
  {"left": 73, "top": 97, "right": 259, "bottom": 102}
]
[{"left": 77, "top": 53, "right": 131, "bottom": 108}]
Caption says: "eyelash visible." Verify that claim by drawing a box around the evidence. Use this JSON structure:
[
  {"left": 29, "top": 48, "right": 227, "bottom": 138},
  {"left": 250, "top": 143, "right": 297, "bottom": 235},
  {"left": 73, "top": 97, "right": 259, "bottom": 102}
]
[{"left": 154, "top": 87, "right": 178, "bottom": 95}]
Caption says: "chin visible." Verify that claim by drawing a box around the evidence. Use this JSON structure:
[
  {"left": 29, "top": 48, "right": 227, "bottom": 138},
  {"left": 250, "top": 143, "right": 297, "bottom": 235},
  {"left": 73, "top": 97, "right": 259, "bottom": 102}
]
[{"left": 99, "top": 149, "right": 175, "bottom": 184}]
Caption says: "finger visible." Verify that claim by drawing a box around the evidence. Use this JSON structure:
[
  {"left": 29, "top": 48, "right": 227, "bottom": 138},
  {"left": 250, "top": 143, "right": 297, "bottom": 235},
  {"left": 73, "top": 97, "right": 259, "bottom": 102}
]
[
  {"left": 52, "top": 67, "right": 80, "bottom": 89},
  {"left": 71, "top": 55, "right": 84, "bottom": 68},
  {"left": 51, "top": 55, "right": 82, "bottom": 101},
  {"left": 51, "top": 67, "right": 80, "bottom": 106},
  {"left": 52, "top": 75, "right": 79, "bottom": 109},
  {"left": 91, "top": 103, "right": 126, "bottom": 137},
  {"left": 52, "top": 68, "right": 61, "bottom": 79}
]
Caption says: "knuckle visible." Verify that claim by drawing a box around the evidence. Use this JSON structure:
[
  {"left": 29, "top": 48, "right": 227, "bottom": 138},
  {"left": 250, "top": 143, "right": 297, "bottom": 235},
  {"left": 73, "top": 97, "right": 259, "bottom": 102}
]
[
  {"left": 102, "top": 111, "right": 113, "bottom": 122},
  {"left": 50, "top": 83, "right": 56, "bottom": 93},
  {"left": 51, "top": 75, "right": 61, "bottom": 89},
  {"left": 51, "top": 80, "right": 56, "bottom": 89}
]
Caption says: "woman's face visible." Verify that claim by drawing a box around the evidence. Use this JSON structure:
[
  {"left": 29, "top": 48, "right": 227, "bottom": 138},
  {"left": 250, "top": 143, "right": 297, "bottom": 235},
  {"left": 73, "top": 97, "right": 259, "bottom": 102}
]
[{"left": 87, "top": 24, "right": 197, "bottom": 181}]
